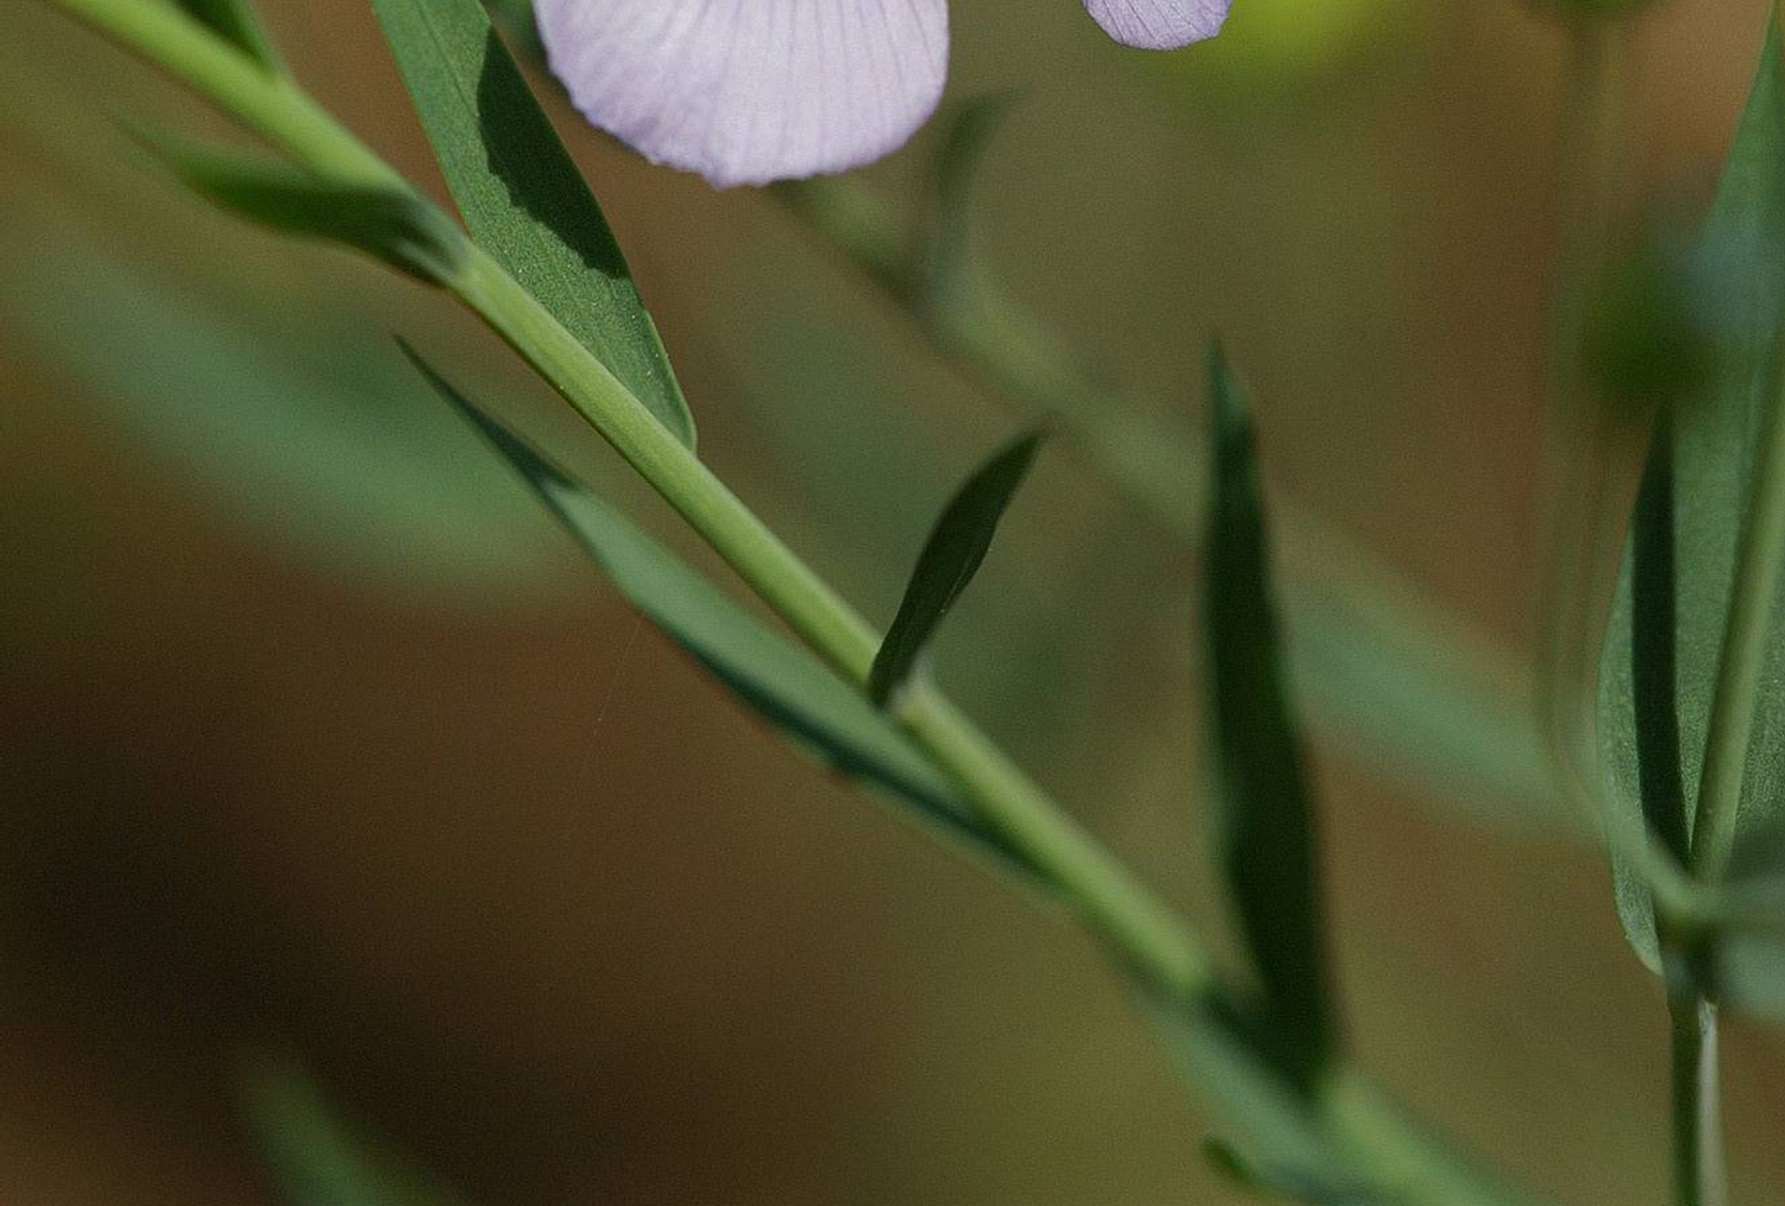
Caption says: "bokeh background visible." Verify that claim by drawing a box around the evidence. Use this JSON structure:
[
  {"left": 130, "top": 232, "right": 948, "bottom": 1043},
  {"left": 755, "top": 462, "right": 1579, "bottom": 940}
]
[{"left": 4, "top": 0, "right": 1784, "bottom": 1201}]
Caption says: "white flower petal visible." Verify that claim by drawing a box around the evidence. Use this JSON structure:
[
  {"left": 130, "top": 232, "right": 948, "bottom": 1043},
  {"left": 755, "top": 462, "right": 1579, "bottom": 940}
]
[
  {"left": 1082, "top": 0, "right": 1230, "bottom": 49},
  {"left": 535, "top": 0, "right": 950, "bottom": 189}
]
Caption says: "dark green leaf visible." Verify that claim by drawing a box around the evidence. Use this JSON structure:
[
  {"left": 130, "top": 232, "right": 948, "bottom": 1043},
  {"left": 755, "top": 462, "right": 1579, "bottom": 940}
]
[
  {"left": 372, "top": 0, "right": 696, "bottom": 448},
  {"left": 1596, "top": 22, "right": 1785, "bottom": 977},
  {"left": 173, "top": 0, "right": 281, "bottom": 70},
  {"left": 868, "top": 429, "right": 1044, "bottom": 706},
  {"left": 132, "top": 131, "right": 466, "bottom": 285},
  {"left": 1205, "top": 344, "right": 1333, "bottom": 1086},
  {"left": 402, "top": 347, "right": 1030, "bottom": 872},
  {"left": 238, "top": 1053, "right": 467, "bottom": 1206}
]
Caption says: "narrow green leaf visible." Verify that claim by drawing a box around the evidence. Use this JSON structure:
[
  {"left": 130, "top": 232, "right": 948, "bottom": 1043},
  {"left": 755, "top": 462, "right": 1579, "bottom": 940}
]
[
  {"left": 1205, "top": 344, "right": 1333, "bottom": 1086},
  {"left": 372, "top": 0, "right": 696, "bottom": 448},
  {"left": 402, "top": 346, "right": 1030, "bottom": 872},
  {"left": 868, "top": 430, "right": 1044, "bottom": 706},
  {"left": 132, "top": 131, "right": 466, "bottom": 285},
  {"left": 1596, "top": 21, "right": 1785, "bottom": 979},
  {"left": 172, "top": 0, "right": 282, "bottom": 71},
  {"left": 238, "top": 1053, "right": 467, "bottom": 1206}
]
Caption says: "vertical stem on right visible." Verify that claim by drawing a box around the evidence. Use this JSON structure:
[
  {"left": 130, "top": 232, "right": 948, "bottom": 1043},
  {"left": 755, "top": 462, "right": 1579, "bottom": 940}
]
[{"left": 1669, "top": 994, "right": 1727, "bottom": 1206}]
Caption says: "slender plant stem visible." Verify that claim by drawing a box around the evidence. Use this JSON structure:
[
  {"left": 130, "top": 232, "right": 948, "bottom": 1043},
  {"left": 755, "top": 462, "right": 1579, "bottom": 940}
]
[
  {"left": 1668, "top": 994, "right": 1728, "bottom": 1206},
  {"left": 36, "top": 2, "right": 1539, "bottom": 1200}
]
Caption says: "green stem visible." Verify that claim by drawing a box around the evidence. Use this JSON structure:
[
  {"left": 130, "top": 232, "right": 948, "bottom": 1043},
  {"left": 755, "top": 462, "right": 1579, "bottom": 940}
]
[{"left": 1668, "top": 994, "right": 1727, "bottom": 1206}]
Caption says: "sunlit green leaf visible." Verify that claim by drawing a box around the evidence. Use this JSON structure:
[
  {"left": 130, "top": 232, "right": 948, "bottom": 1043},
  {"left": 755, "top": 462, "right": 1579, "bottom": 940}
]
[
  {"left": 132, "top": 130, "right": 466, "bottom": 285},
  {"left": 1204, "top": 344, "right": 1333, "bottom": 1087},
  {"left": 869, "top": 429, "right": 1043, "bottom": 706},
  {"left": 403, "top": 346, "right": 1032, "bottom": 872},
  {"left": 1597, "top": 22, "right": 1785, "bottom": 979},
  {"left": 372, "top": 0, "right": 696, "bottom": 447},
  {"left": 238, "top": 1053, "right": 467, "bottom": 1206},
  {"left": 172, "top": 0, "right": 281, "bottom": 71}
]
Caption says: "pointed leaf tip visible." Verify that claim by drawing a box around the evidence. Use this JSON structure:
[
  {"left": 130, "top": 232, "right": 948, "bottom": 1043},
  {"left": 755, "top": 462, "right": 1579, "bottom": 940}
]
[{"left": 869, "top": 428, "right": 1046, "bottom": 706}]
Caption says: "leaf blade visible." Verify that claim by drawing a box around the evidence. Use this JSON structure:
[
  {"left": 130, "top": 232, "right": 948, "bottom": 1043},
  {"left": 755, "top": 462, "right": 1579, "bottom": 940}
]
[
  {"left": 1204, "top": 344, "right": 1334, "bottom": 1086},
  {"left": 372, "top": 0, "right": 696, "bottom": 447},
  {"left": 868, "top": 429, "right": 1044, "bottom": 705}
]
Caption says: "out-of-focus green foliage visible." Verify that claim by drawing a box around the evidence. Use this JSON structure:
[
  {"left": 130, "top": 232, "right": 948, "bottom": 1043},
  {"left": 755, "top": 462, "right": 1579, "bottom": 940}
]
[
  {"left": 1152, "top": 997, "right": 1363, "bottom": 1200},
  {"left": 239, "top": 1054, "right": 467, "bottom": 1206},
  {"left": 1581, "top": 240, "right": 1716, "bottom": 408},
  {"left": 373, "top": 0, "right": 697, "bottom": 447},
  {"left": 0, "top": 234, "right": 562, "bottom": 598},
  {"left": 1157, "top": 0, "right": 1415, "bottom": 98}
]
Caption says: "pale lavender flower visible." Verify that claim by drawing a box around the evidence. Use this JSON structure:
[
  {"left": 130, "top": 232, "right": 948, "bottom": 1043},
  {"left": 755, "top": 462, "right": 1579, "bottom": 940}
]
[{"left": 535, "top": 1, "right": 1230, "bottom": 188}]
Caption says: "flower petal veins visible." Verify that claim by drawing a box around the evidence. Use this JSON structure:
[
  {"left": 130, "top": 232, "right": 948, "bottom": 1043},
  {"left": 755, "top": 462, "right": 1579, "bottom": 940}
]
[
  {"left": 534, "top": 0, "right": 950, "bottom": 188},
  {"left": 1081, "top": 0, "right": 1230, "bottom": 49}
]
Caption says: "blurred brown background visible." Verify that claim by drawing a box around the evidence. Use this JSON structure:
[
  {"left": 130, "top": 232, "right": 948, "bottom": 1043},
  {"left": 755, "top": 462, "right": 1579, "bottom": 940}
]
[{"left": 4, "top": 0, "right": 1784, "bottom": 1201}]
